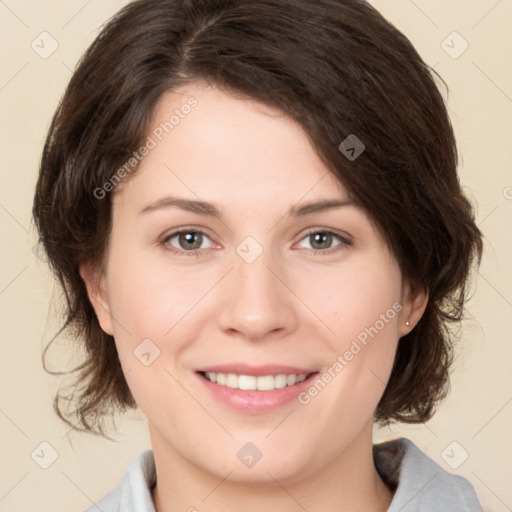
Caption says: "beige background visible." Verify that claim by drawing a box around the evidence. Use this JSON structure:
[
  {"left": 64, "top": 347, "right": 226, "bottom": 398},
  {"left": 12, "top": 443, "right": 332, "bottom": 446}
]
[{"left": 0, "top": 1, "right": 511, "bottom": 511}]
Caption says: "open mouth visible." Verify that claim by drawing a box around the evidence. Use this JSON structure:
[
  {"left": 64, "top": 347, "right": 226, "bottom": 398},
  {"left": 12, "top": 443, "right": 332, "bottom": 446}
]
[{"left": 197, "top": 371, "right": 317, "bottom": 391}]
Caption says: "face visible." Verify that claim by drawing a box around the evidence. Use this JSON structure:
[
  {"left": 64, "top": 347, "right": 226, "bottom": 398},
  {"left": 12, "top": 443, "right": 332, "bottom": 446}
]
[{"left": 83, "top": 82, "right": 425, "bottom": 484}]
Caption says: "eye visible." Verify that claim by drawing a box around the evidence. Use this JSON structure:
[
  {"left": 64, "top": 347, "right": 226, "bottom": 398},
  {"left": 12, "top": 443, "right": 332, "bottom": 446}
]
[
  {"left": 162, "top": 228, "right": 214, "bottom": 256},
  {"left": 160, "top": 227, "right": 352, "bottom": 257},
  {"left": 296, "top": 228, "right": 351, "bottom": 255}
]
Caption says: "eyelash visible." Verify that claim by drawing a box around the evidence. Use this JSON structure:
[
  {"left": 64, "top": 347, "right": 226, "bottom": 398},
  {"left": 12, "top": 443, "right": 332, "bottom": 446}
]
[{"left": 161, "top": 227, "right": 352, "bottom": 257}]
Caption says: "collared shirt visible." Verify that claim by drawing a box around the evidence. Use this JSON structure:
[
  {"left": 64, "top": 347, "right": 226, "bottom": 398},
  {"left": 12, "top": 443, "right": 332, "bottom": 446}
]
[{"left": 84, "top": 437, "right": 484, "bottom": 511}]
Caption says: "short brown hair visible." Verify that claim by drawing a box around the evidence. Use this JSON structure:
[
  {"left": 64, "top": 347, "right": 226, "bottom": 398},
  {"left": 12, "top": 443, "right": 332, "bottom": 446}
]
[{"left": 33, "top": 0, "right": 483, "bottom": 436}]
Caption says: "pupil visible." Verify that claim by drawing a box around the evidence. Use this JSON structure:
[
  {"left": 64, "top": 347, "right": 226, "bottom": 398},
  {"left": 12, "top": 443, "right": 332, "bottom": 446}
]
[
  {"left": 181, "top": 232, "right": 201, "bottom": 250},
  {"left": 312, "top": 232, "right": 331, "bottom": 249}
]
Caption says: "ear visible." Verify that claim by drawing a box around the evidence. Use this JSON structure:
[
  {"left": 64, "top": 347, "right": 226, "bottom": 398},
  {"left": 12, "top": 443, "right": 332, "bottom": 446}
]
[
  {"left": 398, "top": 281, "right": 429, "bottom": 337},
  {"left": 79, "top": 262, "right": 114, "bottom": 336}
]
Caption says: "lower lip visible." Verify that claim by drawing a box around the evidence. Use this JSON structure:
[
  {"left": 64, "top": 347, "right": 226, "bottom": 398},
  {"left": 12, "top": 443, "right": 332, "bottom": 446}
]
[{"left": 196, "top": 372, "right": 318, "bottom": 413}]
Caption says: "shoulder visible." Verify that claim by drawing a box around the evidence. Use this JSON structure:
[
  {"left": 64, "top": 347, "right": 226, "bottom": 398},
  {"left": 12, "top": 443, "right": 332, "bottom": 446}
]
[
  {"left": 82, "top": 449, "right": 156, "bottom": 512},
  {"left": 373, "top": 437, "right": 484, "bottom": 512}
]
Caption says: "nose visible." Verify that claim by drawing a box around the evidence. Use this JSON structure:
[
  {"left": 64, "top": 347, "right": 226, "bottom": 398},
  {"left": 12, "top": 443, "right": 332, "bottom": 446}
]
[{"left": 216, "top": 245, "right": 299, "bottom": 342}]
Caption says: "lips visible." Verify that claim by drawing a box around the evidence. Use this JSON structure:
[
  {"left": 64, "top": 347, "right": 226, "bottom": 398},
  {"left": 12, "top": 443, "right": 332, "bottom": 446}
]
[{"left": 194, "top": 363, "right": 319, "bottom": 412}]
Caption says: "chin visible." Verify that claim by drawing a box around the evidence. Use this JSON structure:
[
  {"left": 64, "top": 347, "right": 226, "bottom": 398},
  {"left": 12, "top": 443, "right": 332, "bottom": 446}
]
[{"left": 195, "top": 447, "right": 315, "bottom": 486}]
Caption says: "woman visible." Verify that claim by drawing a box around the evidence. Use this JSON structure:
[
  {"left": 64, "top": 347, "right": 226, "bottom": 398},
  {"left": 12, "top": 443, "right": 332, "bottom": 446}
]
[{"left": 32, "top": 0, "right": 484, "bottom": 510}]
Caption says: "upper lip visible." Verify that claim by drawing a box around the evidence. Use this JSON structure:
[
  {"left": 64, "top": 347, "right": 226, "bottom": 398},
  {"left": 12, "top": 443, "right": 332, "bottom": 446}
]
[{"left": 195, "top": 363, "right": 317, "bottom": 376}]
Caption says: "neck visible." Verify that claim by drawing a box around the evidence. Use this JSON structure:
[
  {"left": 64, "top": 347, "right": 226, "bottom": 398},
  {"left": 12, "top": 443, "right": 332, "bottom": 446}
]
[{"left": 150, "top": 422, "right": 394, "bottom": 512}]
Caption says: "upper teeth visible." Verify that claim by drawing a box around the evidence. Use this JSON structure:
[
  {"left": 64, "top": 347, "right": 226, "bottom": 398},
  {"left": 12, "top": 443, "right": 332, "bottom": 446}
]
[{"left": 204, "top": 372, "right": 309, "bottom": 391}]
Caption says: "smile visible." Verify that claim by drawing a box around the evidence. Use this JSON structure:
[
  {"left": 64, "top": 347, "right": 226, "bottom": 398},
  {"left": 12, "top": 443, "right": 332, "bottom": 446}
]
[
  {"left": 200, "top": 371, "right": 310, "bottom": 391},
  {"left": 195, "top": 366, "right": 319, "bottom": 413}
]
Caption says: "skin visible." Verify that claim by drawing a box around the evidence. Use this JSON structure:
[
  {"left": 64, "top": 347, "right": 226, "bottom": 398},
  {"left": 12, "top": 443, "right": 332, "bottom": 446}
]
[{"left": 81, "top": 82, "right": 428, "bottom": 512}]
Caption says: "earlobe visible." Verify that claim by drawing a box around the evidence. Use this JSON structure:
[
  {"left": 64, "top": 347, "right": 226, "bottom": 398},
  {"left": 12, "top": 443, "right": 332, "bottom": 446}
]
[
  {"left": 400, "top": 283, "right": 429, "bottom": 336},
  {"left": 79, "top": 262, "right": 114, "bottom": 335}
]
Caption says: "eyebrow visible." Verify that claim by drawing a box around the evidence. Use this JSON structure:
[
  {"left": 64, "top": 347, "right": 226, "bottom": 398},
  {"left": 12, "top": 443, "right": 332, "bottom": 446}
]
[{"left": 138, "top": 196, "right": 357, "bottom": 218}]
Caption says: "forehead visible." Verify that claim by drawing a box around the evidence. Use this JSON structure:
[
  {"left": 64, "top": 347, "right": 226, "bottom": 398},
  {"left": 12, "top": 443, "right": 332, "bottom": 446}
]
[{"left": 114, "top": 82, "right": 348, "bottom": 212}]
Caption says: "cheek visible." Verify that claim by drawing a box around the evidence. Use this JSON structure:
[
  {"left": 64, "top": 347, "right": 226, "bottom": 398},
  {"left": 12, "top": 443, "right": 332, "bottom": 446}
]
[
  {"left": 312, "top": 257, "right": 403, "bottom": 343},
  {"left": 102, "top": 247, "right": 216, "bottom": 411},
  {"left": 103, "top": 257, "right": 190, "bottom": 418},
  {"left": 104, "top": 248, "right": 206, "bottom": 345},
  {"left": 301, "top": 258, "right": 403, "bottom": 407}
]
